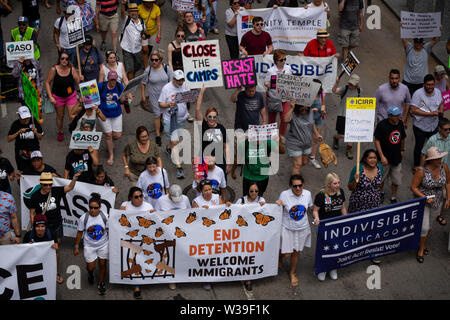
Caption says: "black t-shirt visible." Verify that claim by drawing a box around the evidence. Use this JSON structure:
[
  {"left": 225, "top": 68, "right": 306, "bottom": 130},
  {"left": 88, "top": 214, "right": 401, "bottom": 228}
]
[
  {"left": 0, "top": 157, "right": 14, "bottom": 192},
  {"left": 65, "top": 150, "right": 93, "bottom": 180},
  {"left": 374, "top": 119, "right": 406, "bottom": 166},
  {"left": 234, "top": 91, "right": 264, "bottom": 131},
  {"left": 22, "top": 0, "right": 40, "bottom": 21},
  {"left": 314, "top": 189, "right": 346, "bottom": 221},
  {"left": 23, "top": 63, "right": 38, "bottom": 82},
  {"left": 88, "top": 175, "right": 115, "bottom": 188},
  {"left": 22, "top": 163, "right": 58, "bottom": 176},
  {"left": 8, "top": 119, "right": 43, "bottom": 153},
  {"left": 23, "top": 228, "right": 55, "bottom": 243},
  {"left": 29, "top": 186, "right": 65, "bottom": 227},
  {"left": 201, "top": 120, "right": 227, "bottom": 161}
]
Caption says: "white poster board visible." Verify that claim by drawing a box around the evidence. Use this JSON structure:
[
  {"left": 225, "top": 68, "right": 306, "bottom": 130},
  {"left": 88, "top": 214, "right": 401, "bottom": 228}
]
[
  {"left": 69, "top": 131, "right": 103, "bottom": 150},
  {"left": 400, "top": 11, "right": 441, "bottom": 39},
  {"left": 66, "top": 17, "right": 85, "bottom": 46},
  {"left": 181, "top": 40, "right": 223, "bottom": 89},
  {"left": 248, "top": 123, "right": 278, "bottom": 142},
  {"left": 276, "top": 74, "right": 321, "bottom": 106},
  {"left": 5, "top": 41, "right": 34, "bottom": 61},
  {"left": 344, "top": 97, "right": 376, "bottom": 143}
]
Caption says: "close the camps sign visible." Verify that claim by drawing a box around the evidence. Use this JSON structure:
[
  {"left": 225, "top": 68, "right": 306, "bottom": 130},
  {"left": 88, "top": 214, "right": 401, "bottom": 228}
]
[
  {"left": 109, "top": 204, "right": 282, "bottom": 284},
  {"left": 181, "top": 40, "right": 223, "bottom": 89}
]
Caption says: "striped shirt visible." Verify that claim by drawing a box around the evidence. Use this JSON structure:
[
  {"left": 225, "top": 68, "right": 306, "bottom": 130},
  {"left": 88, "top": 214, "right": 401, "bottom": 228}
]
[{"left": 96, "top": 0, "right": 118, "bottom": 16}]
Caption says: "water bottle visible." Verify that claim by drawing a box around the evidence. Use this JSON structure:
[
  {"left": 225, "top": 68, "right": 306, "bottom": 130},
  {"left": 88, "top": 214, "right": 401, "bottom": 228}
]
[{"left": 124, "top": 98, "right": 131, "bottom": 113}]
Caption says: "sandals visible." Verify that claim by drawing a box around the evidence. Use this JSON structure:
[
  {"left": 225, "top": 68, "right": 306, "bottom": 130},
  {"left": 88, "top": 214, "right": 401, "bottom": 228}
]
[
  {"left": 423, "top": 248, "right": 430, "bottom": 256},
  {"left": 57, "top": 273, "right": 64, "bottom": 284},
  {"left": 107, "top": 159, "right": 114, "bottom": 166},
  {"left": 416, "top": 255, "right": 424, "bottom": 263},
  {"left": 436, "top": 215, "right": 447, "bottom": 226},
  {"left": 289, "top": 273, "right": 299, "bottom": 287}
]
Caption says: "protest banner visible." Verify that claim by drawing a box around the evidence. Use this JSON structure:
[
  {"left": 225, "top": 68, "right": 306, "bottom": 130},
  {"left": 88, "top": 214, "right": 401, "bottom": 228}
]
[
  {"left": 79, "top": 80, "right": 100, "bottom": 108},
  {"left": 442, "top": 90, "right": 450, "bottom": 111},
  {"left": 5, "top": 41, "right": 34, "bottom": 61},
  {"left": 174, "top": 89, "right": 199, "bottom": 104},
  {"left": 20, "top": 175, "right": 116, "bottom": 237},
  {"left": 237, "top": 7, "right": 326, "bottom": 51},
  {"left": 275, "top": 74, "right": 321, "bottom": 106},
  {"left": 172, "top": 0, "right": 194, "bottom": 11},
  {"left": 0, "top": 242, "right": 56, "bottom": 300},
  {"left": 222, "top": 57, "right": 257, "bottom": 89},
  {"left": 21, "top": 71, "right": 39, "bottom": 123},
  {"left": 109, "top": 204, "right": 282, "bottom": 284},
  {"left": 69, "top": 131, "right": 102, "bottom": 150},
  {"left": 340, "top": 51, "right": 359, "bottom": 76},
  {"left": 248, "top": 124, "right": 278, "bottom": 142},
  {"left": 181, "top": 39, "right": 223, "bottom": 89},
  {"left": 253, "top": 54, "right": 337, "bottom": 93},
  {"left": 314, "top": 198, "right": 426, "bottom": 274},
  {"left": 400, "top": 11, "right": 441, "bottom": 39},
  {"left": 66, "top": 16, "right": 85, "bottom": 46},
  {"left": 120, "top": 73, "right": 146, "bottom": 98}
]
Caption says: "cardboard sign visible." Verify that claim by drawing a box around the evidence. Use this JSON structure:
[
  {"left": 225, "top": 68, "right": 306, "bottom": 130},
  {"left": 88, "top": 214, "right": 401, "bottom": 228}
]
[
  {"left": 172, "top": 0, "right": 195, "bottom": 11},
  {"left": 174, "top": 90, "right": 199, "bottom": 104},
  {"left": 79, "top": 80, "right": 100, "bottom": 109},
  {"left": 344, "top": 97, "right": 376, "bottom": 143},
  {"left": 5, "top": 41, "right": 34, "bottom": 61},
  {"left": 443, "top": 90, "right": 450, "bottom": 111},
  {"left": 69, "top": 131, "right": 103, "bottom": 150},
  {"left": 222, "top": 57, "right": 257, "bottom": 89},
  {"left": 181, "top": 40, "right": 223, "bottom": 89},
  {"left": 21, "top": 71, "right": 39, "bottom": 122},
  {"left": 66, "top": 17, "right": 85, "bottom": 46},
  {"left": 275, "top": 74, "right": 321, "bottom": 106},
  {"left": 341, "top": 51, "right": 359, "bottom": 76},
  {"left": 400, "top": 11, "right": 441, "bottom": 39},
  {"left": 248, "top": 123, "right": 278, "bottom": 142}
]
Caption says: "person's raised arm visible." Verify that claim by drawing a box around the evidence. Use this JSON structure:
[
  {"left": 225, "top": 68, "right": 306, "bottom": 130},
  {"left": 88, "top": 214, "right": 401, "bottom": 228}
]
[
  {"left": 230, "top": 87, "right": 242, "bottom": 103},
  {"left": 64, "top": 171, "right": 82, "bottom": 193},
  {"left": 195, "top": 85, "right": 206, "bottom": 122}
]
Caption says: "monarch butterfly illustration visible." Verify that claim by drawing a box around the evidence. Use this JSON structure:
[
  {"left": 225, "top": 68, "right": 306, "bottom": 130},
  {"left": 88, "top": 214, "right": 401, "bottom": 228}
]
[
  {"left": 155, "top": 227, "right": 164, "bottom": 237},
  {"left": 202, "top": 217, "right": 216, "bottom": 227},
  {"left": 128, "top": 258, "right": 135, "bottom": 264},
  {"left": 126, "top": 229, "right": 139, "bottom": 237},
  {"left": 145, "top": 259, "right": 154, "bottom": 264},
  {"left": 142, "top": 235, "right": 154, "bottom": 245},
  {"left": 145, "top": 269, "right": 152, "bottom": 273},
  {"left": 162, "top": 215, "right": 174, "bottom": 225},
  {"left": 253, "top": 212, "right": 275, "bottom": 226},
  {"left": 219, "top": 209, "right": 231, "bottom": 220},
  {"left": 185, "top": 212, "right": 196, "bottom": 224},
  {"left": 236, "top": 215, "right": 248, "bottom": 227},
  {"left": 119, "top": 214, "right": 131, "bottom": 227},
  {"left": 175, "top": 227, "right": 186, "bottom": 238},
  {"left": 143, "top": 250, "right": 153, "bottom": 256},
  {"left": 137, "top": 216, "right": 155, "bottom": 228}
]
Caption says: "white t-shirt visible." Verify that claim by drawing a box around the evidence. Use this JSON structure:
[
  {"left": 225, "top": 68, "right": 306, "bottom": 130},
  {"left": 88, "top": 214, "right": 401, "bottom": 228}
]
[
  {"left": 154, "top": 194, "right": 191, "bottom": 211},
  {"left": 235, "top": 195, "right": 266, "bottom": 205},
  {"left": 278, "top": 189, "right": 313, "bottom": 231},
  {"left": 158, "top": 82, "right": 189, "bottom": 122},
  {"left": 120, "top": 17, "right": 144, "bottom": 54},
  {"left": 307, "top": 2, "right": 329, "bottom": 10},
  {"left": 264, "top": 65, "right": 292, "bottom": 100},
  {"left": 102, "top": 63, "right": 125, "bottom": 84},
  {"left": 225, "top": 7, "right": 241, "bottom": 37},
  {"left": 77, "top": 212, "right": 108, "bottom": 248},
  {"left": 136, "top": 168, "right": 170, "bottom": 209},
  {"left": 192, "top": 166, "right": 226, "bottom": 195},
  {"left": 193, "top": 193, "right": 220, "bottom": 208},
  {"left": 411, "top": 87, "right": 443, "bottom": 132},
  {"left": 120, "top": 201, "right": 154, "bottom": 212},
  {"left": 55, "top": 17, "right": 76, "bottom": 49}
]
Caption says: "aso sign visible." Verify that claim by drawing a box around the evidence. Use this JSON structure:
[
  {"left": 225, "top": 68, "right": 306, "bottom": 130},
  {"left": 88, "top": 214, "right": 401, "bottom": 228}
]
[
  {"left": 5, "top": 41, "right": 34, "bottom": 61},
  {"left": 69, "top": 131, "right": 102, "bottom": 150}
]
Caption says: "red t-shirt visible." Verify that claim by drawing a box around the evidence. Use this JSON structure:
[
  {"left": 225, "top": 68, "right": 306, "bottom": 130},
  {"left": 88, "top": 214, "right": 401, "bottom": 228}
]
[
  {"left": 240, "top": 30, "right": 272, "bottom": 55},
  {"left": 303, "top": 39, "right": 336, "bottom": 57}
]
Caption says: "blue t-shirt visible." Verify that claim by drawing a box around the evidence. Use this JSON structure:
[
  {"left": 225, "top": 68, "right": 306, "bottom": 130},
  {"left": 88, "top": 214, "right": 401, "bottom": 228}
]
[{"left": 98, "top": 82, "right": 124, "bottom": 118}]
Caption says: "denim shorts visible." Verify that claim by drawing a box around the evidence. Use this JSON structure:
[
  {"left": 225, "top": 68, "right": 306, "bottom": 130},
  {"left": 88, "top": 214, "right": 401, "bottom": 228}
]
[
  {"left": 287, "top": 147, "right": 312, "bottom": 157},
  {"left": 163, "top": 118, "right": 187, "bottom": 140}
]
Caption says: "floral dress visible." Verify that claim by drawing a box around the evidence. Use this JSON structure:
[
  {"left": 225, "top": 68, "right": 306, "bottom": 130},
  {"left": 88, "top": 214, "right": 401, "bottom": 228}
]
[
  {"left": 348, "top": 163, "right": 383, "bottom": 213},
  {"left": 418, "top": 165, "right": 446, "bottom": 209}
]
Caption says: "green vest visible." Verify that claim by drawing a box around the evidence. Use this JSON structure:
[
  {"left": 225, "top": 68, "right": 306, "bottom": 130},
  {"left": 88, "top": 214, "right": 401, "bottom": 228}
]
[{"left": 11, "top": 27, "right": 40, "bottom": 60}]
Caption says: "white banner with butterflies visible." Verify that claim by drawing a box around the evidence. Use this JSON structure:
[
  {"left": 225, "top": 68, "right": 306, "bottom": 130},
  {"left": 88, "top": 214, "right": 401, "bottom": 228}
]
[{"left": 109, "top": 204, "right": 282, "bottom": 284}]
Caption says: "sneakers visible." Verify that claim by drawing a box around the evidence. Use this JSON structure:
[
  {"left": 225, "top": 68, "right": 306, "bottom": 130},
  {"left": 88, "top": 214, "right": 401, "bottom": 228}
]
[
  {"left": 244, "top": 282, "right": 252, "bottom": 292},
  {"left": 166, "top": 146, "right": 172, "bottom": 158},
  {"left": 176, "top": 167, "right": 184, "bottom": 179},
  {"left": 317, "top": 272, "right": 326, "bottom": 281},
  {"left": 310, "top": 158, "right": 321, "bottom": 169},
  {"left": 187, "top": 114, "right": 194, "bottom": 123},
  {"left": 213, "top": 29, "right": 219, "bottom": 34},
  {"left": 333, "top": 137, "right": 339, "bottom": 150},
  {"left": 329, "top": 269, "right": 338, "bottom": 280},
  {"left": 346, "top": 149, "right": 353, "bottom": 160},
  {"left": 155, "top": 136, "right": 161, "bottom": 147},
  {"left": 100, "top": 41, "right": 106, "bottom": 51},
  {"left": 87, "top": 272, "right": 94, "bottom": 285},
  {"left": 133, "top": 289, "right": 142, "bottom": 299},
  {"left": 202, "top": 283, "right": 212, "bottom": 290},
  {"left": 97, "top": 282, "right": 106, "bottom": 296},
  {"left": 390, "top": 198, "right": 397, "bottom": 204},
  {"left": 169, "top": 283, "right": 176, "bottom": 290},
  {"left": 57, "top": 132, "right": 64, "bottom": 142}
]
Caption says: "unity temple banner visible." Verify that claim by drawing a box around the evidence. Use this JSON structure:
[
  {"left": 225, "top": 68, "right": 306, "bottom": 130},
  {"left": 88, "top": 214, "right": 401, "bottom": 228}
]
[
  {"left": 314, "top": 198, "right": 426, "bottom": 274},
  {"left": 237, "top": 7, "right": 327, "bottom": 52},
  {"left": 109, "top": 204, "right": 282, "bottom": 284}
]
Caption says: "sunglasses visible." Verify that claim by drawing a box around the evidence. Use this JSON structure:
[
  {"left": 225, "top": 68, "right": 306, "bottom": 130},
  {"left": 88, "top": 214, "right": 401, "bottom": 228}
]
[
  {"left": 277, "top": 58, "right": 287, "bottom": 62},
  {"left": 41, "top": 183, "right": 52, "bottom": 187},
  {"left": 176, "top": 34, "right": 185, "bottom": 38},
  {"left": 444, "top": 128, "right": 450, "bottom": 132},
  {"left": 19, "top": 23, "right": 27, "bottom": 26},
  {"left": 292, "top": 184, "right": 303, "bottom": 189},
  {"left": 249, "top": 190, "right": 259, "bottom": 193},
  {"left": 254, "top": 23, "right": 263, "bottom": 26},
  {"left": 207, "top": 115, "right": 217, "bottom": 119},
  {"left": 89, "top": 206, "right": 100, "bottom": 210},
  {"left": 232, "top": 1, "right": 240, "bottom": 4},
  {"left": 151, "top": 58, "right": 160, "bottom": 62},
  {"left": 133, "top": 194, "right": 144, "bottom": 199},
  {"left": 60, "top": 56, "right": 69, "bottom": 61}
]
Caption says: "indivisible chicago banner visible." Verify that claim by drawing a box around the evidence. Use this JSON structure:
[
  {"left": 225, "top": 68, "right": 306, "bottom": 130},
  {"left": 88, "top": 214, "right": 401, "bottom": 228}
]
[
  {"left": 314, "top": 198, "right": 426, "bottom": 274},
  {"left": 20, "top": 175, "right": 117, "bottom": 238},
  {"left": 109, "top": 204, "right": 282, "bottom": 284},
  {"left": 237, "top": 7, "right": 327, "bottom": 51},
  {"left": 0, "top": 242, "right": 56, "bottom": 300}
]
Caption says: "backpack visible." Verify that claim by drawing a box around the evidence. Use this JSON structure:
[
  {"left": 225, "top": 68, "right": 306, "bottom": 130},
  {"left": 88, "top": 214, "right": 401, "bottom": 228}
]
[
  {"left": 82, "top": 211, "right": 108, "bottom": 232},
  {"left": 120, "top": 15, "right": 145, "bottom": 43},
  {"left": 145, "top": 63, "right": 170, "bottom": 84},
  {"left": 340, "top": 85, "right": 361, "bottom": 99}
]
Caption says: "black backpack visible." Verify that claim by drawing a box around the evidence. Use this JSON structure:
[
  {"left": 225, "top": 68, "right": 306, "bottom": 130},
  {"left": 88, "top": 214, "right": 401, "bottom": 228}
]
[
  {"left": 340, "top": 85, "right": 361, "bottom": 99},
  {"left": 120, "top": 15, "right": 145, "bottom": 42}
]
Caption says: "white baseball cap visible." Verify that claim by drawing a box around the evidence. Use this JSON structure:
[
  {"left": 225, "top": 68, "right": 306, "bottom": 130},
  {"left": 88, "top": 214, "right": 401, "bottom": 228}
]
[
  {"left": 169, "top": 184, "right": 183, "bottom": 203},
  {"left": 173, "top": 70, "right": 185, "bottom": 80},
  {"left": 17, "top": 106, "right": 31, "bottom": 119}
]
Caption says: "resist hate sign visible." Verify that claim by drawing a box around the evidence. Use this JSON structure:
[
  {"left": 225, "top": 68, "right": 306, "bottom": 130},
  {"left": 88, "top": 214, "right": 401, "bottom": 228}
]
[
  {"left": 222, "top": 57, "right": 257, "bottom": 89},
  {"left": 182, "top": 40, "right": 223, "bottom": 89}
]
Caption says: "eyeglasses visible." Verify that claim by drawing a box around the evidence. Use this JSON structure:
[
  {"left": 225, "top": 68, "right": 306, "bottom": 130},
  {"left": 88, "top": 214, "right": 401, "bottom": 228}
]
[
  {"left": 176, "top": 34, "right": 185, "bottom": 38},
  {"left": 41, "top": 183, "right": 52, "bottom": 187},
  {"left": 249, "top": 190, "right": 259, "bottom": 193},
  {"left": 133, "top": 194, "right": 144, "bottom": 199},
  {"left": 89, "top": 206, "right": 100, "bottom": 210},
  {"left": 151, "top": 58, "right": 160, "bottom": 62},
  {"left": 60, "top": 57, "right": 69, "bottom": 61},
  {"left": 207, "top": 115, "right": 217, "bottom": 119},
  {"left": 277, "top": 58, "right": 287, "bottom": 62},
  {"left": 292, "top": 184, "right": 303, "bottom": 189},
  {"left": 444, "top": 128, "right": 450, "bottom": 132},
  {"left": 254, "top": 23, "right": 263, "bottom": 26}
]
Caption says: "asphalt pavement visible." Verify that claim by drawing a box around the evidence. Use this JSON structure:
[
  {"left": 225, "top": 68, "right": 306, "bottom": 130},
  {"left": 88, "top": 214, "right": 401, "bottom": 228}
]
[{"left": 0, "top": 0, "right": 449, "bottom": 300}]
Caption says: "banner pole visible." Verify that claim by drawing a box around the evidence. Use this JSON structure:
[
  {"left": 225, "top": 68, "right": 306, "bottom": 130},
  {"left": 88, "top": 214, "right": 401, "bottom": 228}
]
[{"left": 356, "top": 142, "right": 360, "bottom": 183}]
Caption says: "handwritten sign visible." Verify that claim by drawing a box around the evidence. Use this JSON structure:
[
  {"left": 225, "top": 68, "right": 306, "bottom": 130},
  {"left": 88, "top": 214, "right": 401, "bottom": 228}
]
[
  {"left": 275, "top": 74, "right": 321, "bottom": 106},
  {"left": 344, "top": 97, "right": 376, "bottom": 143},
  {"left": 400, "top": 11, "right": 441, "bottom": 39},
  {"left": 341, "top": 51, "right": 359, "bottom": 76},
  {"left": 181, "top": 40, "right": 223, "bottom": 89},
  {"left": 248, "top": 123, "right": 278, "bottom": 142},
  {"left": 222, "top": 57, "right": 257, "bottom": 89},
  {"left": 443, "top": 90, "right": 450, "bottom": 111}
]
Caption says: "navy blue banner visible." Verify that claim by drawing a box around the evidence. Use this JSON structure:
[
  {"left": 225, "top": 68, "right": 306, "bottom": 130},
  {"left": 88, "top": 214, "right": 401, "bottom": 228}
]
[{"left": 314, "top": 198, "right": 426, "bottom": 274}]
